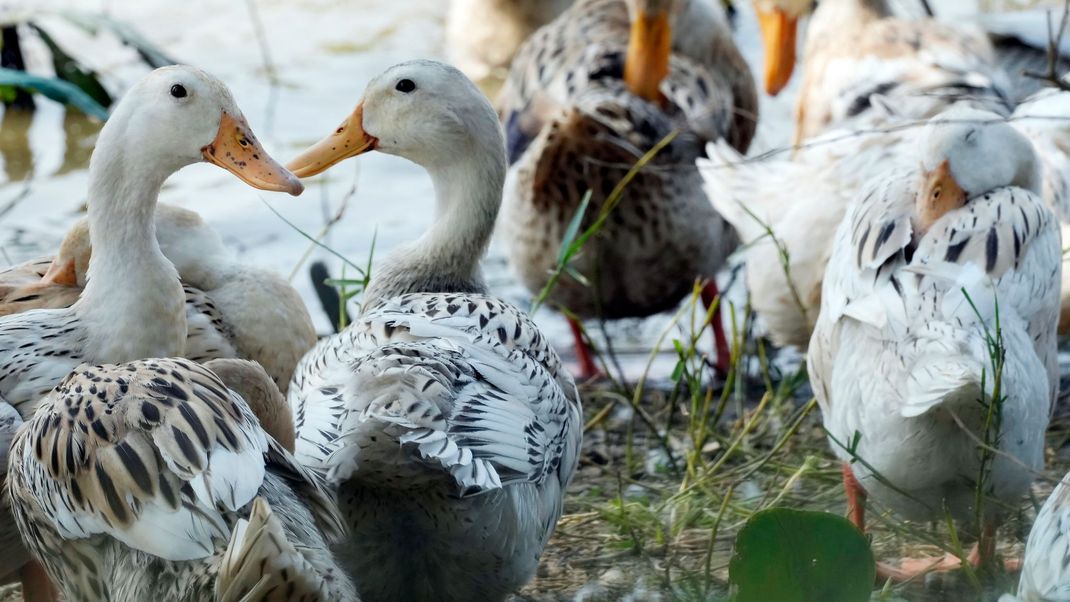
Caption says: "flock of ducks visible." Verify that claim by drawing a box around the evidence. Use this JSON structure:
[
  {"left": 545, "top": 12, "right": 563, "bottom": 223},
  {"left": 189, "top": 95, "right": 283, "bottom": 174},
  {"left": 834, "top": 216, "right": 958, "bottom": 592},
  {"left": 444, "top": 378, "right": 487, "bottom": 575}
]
[{"left": 0, "top": 0, "right": 1067, "bottom": 599}]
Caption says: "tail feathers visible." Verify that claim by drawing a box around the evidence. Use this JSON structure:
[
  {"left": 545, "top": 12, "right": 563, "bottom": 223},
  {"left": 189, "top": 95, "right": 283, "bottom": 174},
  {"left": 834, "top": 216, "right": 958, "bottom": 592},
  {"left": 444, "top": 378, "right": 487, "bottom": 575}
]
[
  {"left": 902, "top": 356, "right": 982, "bottom": 418},
  {"left": 699, "top": 140, "right": 807, "bottom": 244},
  {"left": 216, "top": 497, "right": 325, "bottom": 602}
]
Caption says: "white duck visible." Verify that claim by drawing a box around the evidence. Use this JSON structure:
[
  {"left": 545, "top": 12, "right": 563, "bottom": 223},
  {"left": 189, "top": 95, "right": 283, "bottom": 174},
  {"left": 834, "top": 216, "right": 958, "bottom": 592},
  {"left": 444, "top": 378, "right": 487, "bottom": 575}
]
[
  {"left": 808, "top": 107, "right": 1060, "bottom": 577},
  {"left": 446, "top": 0, "right": 573, "bottom": 83},
  {"left": 0, "top": 64, "right": 301, "bottom": 598},
  {"left": 0, "top": 203, "right": 317, "bottom": 393},
  {"left": 1010, "top": 475, "right": 1070, "bottom": 601},
  {"left": 0, "top": 65, "right": 301, "bottom": 414},
  {"left": 285, "top": 60, "right": 582, "bottom": 601},
  {"left": 6, "top": 357, "right": 356, "bottom": 601}
]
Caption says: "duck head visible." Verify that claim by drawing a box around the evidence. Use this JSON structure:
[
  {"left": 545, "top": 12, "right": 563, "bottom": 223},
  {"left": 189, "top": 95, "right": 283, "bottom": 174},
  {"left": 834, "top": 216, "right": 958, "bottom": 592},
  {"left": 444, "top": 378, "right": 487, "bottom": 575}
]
[
  {"left": 914, "top": 106, "right": 1040, "bottom": 235},
  {"left": 95, "top": 65, "right": 303, "bottom": 196}
]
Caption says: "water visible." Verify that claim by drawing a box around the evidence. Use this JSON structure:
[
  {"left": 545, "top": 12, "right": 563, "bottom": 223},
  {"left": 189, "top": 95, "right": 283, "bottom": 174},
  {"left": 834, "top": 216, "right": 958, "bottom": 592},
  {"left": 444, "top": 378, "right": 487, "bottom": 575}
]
[{"left": 0, "top": 0, "right": 1054, "bottom": 377}]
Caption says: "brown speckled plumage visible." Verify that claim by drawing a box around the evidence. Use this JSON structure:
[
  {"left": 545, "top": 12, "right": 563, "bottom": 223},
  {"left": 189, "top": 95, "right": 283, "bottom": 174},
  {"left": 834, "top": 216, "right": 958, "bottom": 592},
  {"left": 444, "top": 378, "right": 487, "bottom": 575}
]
[
  {"left": 7, "top": 358, "right": 355, "bottom": 601},
  {"left": 497, "top": 0, "right": 751, "bottom": 319}
]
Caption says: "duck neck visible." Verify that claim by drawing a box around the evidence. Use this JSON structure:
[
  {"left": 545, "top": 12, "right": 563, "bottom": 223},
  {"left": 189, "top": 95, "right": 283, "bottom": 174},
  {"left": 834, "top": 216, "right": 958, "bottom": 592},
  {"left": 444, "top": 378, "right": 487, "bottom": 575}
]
[
  {"left": 363, "top": 149, "right": 505, "bottom": 310},
  {"left": 75, "top": 143, "right": 188, "bottom": 362}
]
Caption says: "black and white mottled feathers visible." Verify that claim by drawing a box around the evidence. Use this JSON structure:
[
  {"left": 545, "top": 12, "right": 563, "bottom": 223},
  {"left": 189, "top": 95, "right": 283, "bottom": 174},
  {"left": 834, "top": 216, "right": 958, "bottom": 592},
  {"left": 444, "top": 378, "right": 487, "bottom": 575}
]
[
  {"left": 810, "top": 168, "right": 1061, "bottom": 413},
  {"left": 0, "top": 307, "right": 90, "bottom": 417},
  {"left": 7, "top": 358, "right": 352, "bottom": 601},
  {"left": 1016, "top": 477, "right": 1070, "bottom": 601},
  {"left": 291, "top": 292, "right": 581, "bottom": 498}
]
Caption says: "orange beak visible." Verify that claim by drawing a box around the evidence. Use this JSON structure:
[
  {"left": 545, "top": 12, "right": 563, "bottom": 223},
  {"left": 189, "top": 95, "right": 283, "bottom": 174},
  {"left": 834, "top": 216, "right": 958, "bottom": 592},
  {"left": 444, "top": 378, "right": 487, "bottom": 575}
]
[
  {"left": 916, "top": 160, "right": 967, "bottom": 234},
  {"left": 202, "top": 112, "right": 304, "bottom": 196},
  {"left": 624, "top": 7, "right": 673, "bottom": 103},
  {"left": 287, "top": 103, "right": 378, "bottom": 178},
  {"left": 756, "top": 5, "right": 798, "bottom": 96}
]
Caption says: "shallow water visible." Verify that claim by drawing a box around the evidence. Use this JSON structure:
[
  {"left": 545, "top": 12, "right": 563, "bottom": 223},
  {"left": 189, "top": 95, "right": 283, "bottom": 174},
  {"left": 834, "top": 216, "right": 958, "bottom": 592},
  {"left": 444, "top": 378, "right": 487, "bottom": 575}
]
[{"left": 0, "top": 0, "right": 1055, "bottom": 377}]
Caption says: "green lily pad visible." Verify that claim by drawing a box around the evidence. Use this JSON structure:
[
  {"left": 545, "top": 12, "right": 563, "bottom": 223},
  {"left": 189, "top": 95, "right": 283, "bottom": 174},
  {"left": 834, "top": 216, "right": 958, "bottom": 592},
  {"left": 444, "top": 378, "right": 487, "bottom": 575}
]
[
  {"left": 0, "top": 68, "right": 109, "bottom": 120},
  {"left": 729, "top": 508, "right": 875, "bottom": 602}
]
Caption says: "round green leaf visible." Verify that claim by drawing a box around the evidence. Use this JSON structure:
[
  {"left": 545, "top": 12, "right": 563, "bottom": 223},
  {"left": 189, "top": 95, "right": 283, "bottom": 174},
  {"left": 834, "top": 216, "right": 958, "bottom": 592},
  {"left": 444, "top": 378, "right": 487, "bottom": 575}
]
[{"left": 729, "top": 508, "right": 875, "bottom": 602}]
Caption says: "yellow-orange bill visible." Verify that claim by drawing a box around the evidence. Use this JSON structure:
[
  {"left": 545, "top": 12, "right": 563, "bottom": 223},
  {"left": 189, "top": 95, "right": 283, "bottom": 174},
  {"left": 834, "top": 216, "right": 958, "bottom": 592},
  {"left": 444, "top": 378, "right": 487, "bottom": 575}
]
[
  {"left": 202, "top": 112, "right": 304, "bottom": 196},
  {"left": 287, "top": 103, "right": 378, "bottom": 178},
  {"left": 756, "top": 6, "right": 798, "bottom": 96},
  {"left": 624, "top": 9, "right": 673, "bottom": 103}
]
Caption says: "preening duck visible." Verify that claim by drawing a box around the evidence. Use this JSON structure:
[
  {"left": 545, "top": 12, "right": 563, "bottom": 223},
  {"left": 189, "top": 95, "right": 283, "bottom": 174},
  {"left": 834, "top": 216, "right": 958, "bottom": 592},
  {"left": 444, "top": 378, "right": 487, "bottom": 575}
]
[
  {"left": 807, "top": 107, "right": 1060, "bottom": 577},
  {"left": 446, "top": 0, "right": 573, "bottom": 83},
  {"left": 0, "top": 65, "right": 301, "bottom": 598},
  {"left": 0, "top": 203, "right": 317, "bottom": 393},
  {"left": 754, "top": 0, "right": 1010, "bottom": 142},
  {"left": 497, "top": 0, "right": 756, "bottom": 377},
  {"left": 6, "top": 357, "right": 355, "bottom": 601},
  {"left": 285, "top": 60, "right": 581, "bottom": 601}
]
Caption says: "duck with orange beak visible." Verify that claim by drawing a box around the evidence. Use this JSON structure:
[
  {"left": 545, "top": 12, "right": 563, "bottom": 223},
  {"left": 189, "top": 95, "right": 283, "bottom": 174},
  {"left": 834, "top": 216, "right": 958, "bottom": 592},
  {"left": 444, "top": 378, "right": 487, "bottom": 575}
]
[
  {"left": 285, "top": 60, "right": 581, "bottom": 602},
  {"left": 496, "top": 0, "right": 755, "bottom": 380},
  {"left": 0, "top": 65, "right": 303, "bottom": 602},
  {"left": 809, "top": 107, "right": 1058, "bottom": 580}
]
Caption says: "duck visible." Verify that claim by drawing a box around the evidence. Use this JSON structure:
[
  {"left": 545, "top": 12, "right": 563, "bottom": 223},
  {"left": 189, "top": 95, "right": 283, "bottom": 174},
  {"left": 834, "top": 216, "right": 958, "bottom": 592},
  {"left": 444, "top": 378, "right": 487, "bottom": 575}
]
[
  {"left": 0, "top": 203, "right": 317, "bottom": 393},
  {"left": 446, "top": 0, "right": 573, "bottom": 83},
  {"left": 753, "top": 0, "right": 1011, "bottom": 143},
  {"left": 807, "top": 107, "right": 1060, "bottom": 577},
  {"left": 1010, "top": 475, "right": 1070, "bottom": 600},
  {"left": 496, "top": 0, "right": 756, "bottom": 377},
  {"left": 6, "top": 357, "right": 356, "bottom": 601},
  {"left": 0, "top": 64, "right": 301, "bottom": 414},
  {"left": 285, "top": 60, "right": 582, "bottom": 602},
  {"left": 700, "top": 0, "right": 1016, "bottom": 350},
  {"left": 0, "top": 65, "right": 302, "bottom": 599}
]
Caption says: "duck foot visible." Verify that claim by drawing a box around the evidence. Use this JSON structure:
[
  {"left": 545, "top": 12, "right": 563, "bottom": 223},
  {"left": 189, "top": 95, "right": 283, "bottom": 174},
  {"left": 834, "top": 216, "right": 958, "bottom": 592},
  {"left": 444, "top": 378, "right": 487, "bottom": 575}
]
[
  {"left": 567, "top": 317, "right": 604, "bottom": 381},
  {"left": 842, "top": 463, "right": 867, "bottom": 531},
  {"left": 700, "top": 281, "right": 732, "bottom": 376},
  {"left": 880, "top": 534, "right": 1017, "bottom": 581}
]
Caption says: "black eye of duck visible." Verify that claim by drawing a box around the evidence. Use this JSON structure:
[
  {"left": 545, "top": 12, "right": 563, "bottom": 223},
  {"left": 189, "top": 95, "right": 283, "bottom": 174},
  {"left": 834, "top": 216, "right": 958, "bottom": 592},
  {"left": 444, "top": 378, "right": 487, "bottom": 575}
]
[
  {"left": 395, "top": 79, "right": 416, "bottom": 93},
  {"left": 170, "top": 84, "right": 188, "bottom": 99}
]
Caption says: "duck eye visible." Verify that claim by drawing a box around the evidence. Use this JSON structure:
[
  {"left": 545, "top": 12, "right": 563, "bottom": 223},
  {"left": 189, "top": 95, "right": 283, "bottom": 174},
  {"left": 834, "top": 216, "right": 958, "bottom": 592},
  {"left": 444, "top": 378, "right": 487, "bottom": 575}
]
[
  {"left": 170, "top": 84, "right": 188, "bottom": 99},
  {"left": 395, "top": 79, "right": 416, "bottom": 93}
]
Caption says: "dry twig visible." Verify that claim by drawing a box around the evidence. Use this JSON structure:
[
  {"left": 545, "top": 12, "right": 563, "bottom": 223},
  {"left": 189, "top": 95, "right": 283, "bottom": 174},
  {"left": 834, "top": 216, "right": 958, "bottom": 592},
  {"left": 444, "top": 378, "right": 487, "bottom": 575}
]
[{"left": 1023, "top": 0, "right": 1070, "bottom": 91}]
